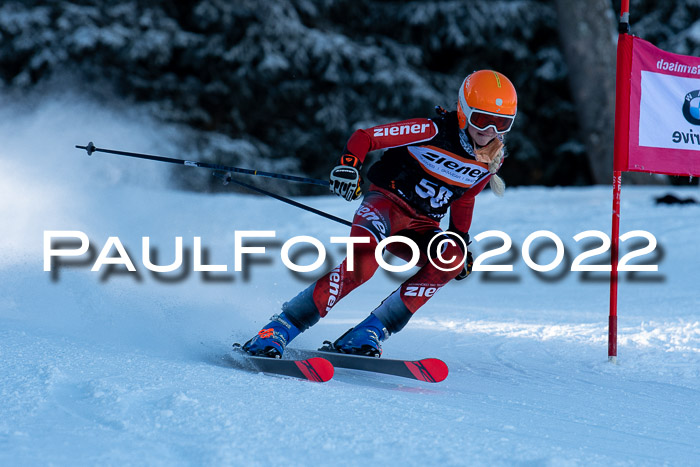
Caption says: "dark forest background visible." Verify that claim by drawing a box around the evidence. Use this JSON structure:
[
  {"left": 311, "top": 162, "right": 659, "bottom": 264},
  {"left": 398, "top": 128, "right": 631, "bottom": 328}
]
[{"left": 2, "top": 0, "right": 699, "bottom": 194}]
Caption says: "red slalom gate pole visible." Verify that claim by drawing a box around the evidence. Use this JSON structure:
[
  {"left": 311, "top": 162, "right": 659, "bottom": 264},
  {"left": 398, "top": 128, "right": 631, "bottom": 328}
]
[
  {"left": 609, "top": 172, "right": 622, "bottom": 363},
  {"left": 619, "top": 0, "right": 630, "bottom": 30},
  {"left": 609, "top": 0, "right": 631, "bottom": 363}
]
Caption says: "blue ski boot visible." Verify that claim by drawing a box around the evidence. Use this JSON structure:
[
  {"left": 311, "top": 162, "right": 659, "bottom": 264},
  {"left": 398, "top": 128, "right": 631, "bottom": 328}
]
[
  {"left": 327, "top": 313, "right": 388, "bottom": 357},
  {"left": 242, "top": 313, "right": 301, "bottom": 358}
]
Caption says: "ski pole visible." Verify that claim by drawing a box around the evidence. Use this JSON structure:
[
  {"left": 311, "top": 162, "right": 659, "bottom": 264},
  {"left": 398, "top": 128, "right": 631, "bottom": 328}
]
[
  {"left": 75, "top": 141, "right": 330, "bottom": 187},
  {"left": 213, "top": 171, "right": 353, "bottom": 227}
]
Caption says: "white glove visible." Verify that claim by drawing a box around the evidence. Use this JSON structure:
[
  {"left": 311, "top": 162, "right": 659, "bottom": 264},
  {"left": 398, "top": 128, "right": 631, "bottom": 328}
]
[
  {"left": 329, "top": 154, "right": 362, "bottom": 201},
  {"left": 329, "top": 165, "right": 361, "bottom": 201}
]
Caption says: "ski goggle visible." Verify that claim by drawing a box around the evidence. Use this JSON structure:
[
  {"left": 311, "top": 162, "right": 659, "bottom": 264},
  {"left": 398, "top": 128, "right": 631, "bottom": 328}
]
[{"left": 465, "top": 107, "right": 516, "bottom": 133}]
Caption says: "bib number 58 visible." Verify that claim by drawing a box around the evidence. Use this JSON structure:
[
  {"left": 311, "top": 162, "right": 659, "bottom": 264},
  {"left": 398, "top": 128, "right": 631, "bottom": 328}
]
[{"left": 415, "top": 179, "right": 453, "bottom": 208}]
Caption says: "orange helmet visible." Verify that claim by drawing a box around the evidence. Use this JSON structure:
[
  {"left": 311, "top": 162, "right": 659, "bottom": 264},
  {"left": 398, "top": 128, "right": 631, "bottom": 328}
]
[{"left": 457, "top": 70, "right": 517, "bottom": 133}]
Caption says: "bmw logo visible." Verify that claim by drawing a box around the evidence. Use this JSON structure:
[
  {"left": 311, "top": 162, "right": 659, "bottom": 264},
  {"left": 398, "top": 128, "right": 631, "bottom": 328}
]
[{"left": 682, "top": 90, "right": 700, "bottom": 125}]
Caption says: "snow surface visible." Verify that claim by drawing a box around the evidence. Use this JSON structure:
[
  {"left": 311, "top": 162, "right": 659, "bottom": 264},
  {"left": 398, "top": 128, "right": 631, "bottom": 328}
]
[{"left": 1, "top": 94, "right": 700, "bottom": 466}]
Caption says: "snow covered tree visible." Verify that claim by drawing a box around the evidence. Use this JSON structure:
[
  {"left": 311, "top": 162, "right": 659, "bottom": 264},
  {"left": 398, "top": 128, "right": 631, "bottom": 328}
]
[{"left": 1, "top": 0, "right": 697, "bottom": 191}]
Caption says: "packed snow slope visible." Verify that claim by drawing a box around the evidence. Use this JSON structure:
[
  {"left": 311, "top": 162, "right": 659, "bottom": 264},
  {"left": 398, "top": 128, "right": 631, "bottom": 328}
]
[{"left": 1, "top": 94, "right": 699, "bottom": 466}]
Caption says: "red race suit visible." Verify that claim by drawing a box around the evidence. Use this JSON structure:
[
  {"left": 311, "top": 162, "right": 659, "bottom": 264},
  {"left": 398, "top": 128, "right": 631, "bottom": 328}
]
[{"left": 284, "top": 110, "right": 500, "bottom": 334}]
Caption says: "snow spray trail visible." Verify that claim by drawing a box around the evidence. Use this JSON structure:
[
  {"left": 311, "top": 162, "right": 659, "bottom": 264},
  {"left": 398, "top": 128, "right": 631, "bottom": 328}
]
[
  {"left": 0, "top": 88, "right": 180, "bottom": 265},
  {"left": 0, "top": 88, "right": 241, "bottom": 359}
]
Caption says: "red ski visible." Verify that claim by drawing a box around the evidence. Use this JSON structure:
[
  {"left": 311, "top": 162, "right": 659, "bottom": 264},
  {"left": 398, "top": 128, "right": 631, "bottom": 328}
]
[
  {"left": 292, "top": 348, "right": 448, "bottom": 383},
  {"left": 232, "top": 346, "right": 334, "bottom": 382}
]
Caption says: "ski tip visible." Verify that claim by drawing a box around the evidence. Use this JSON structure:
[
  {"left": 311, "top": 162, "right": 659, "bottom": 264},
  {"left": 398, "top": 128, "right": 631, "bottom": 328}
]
[
  {"left": 405, "top": 358, "right": 449, "bottom": 383},
  {"left": 295, "top": 357, "right": 335, "bottom": 382}
]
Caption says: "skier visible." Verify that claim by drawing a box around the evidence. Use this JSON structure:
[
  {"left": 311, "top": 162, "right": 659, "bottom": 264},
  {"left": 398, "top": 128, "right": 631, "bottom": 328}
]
[{"left": 241, "top": 69, "right": 517, "bottom": 358}]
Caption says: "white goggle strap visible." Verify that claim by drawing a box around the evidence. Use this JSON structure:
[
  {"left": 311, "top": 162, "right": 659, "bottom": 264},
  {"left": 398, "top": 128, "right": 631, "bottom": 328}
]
[{"left": 458, "top": 77, "right": 470, "bottom": 127}]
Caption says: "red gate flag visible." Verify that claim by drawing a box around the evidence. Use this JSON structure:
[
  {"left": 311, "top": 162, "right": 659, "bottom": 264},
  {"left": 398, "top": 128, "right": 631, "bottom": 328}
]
[{"left": 615, "top": 34, "right": 700, "bottom": 177}]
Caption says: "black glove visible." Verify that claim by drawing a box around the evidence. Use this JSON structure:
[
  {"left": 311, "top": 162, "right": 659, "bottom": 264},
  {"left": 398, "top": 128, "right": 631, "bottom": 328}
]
[
  {"left": 447, "top": 226, "right": 472, "bottom": 281},
  {"left": 455, "top": 249, "right": 473, "bottom": 281},
  {"left": 330, "top": 154, "right": 362, "bottom": 201}
]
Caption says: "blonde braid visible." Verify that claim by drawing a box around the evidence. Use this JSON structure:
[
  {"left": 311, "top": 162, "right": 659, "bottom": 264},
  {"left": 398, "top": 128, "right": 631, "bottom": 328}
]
[
  {"left": 488, "top": 149, "right": 505, "bottom": 197},
  {"left": 474, "top": 138, "right": 506, "bottom": 197}
]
